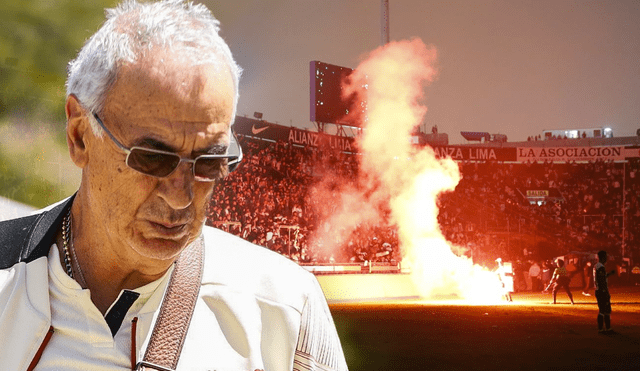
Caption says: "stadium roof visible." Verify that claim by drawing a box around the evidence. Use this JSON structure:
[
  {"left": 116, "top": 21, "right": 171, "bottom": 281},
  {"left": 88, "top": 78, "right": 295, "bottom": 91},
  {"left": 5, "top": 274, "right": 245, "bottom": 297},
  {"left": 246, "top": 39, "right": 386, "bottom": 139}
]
[{"left": 460, "top": 131, "right": 490, "bottom": 142}]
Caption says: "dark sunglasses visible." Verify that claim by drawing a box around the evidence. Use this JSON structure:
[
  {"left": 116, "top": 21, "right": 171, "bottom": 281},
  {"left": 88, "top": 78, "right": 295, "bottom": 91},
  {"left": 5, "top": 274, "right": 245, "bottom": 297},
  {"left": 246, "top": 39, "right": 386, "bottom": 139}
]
[{"left": 92, "top": 113, "right": 242, "bottom": 182}]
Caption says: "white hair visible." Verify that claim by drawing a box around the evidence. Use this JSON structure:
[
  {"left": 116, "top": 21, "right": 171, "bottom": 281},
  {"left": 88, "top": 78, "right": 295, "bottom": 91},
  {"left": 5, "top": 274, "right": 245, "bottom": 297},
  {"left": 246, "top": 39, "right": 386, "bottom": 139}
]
[{"left": 66, "top": 0, "right": 242, "bottom": 135}]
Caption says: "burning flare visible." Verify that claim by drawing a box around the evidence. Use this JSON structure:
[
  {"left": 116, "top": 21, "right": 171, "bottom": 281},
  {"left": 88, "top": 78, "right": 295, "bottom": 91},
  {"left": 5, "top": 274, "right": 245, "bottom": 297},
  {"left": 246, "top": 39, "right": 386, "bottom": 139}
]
[{"left": 313, "top": 39, "right": 505, "bottom": 303}]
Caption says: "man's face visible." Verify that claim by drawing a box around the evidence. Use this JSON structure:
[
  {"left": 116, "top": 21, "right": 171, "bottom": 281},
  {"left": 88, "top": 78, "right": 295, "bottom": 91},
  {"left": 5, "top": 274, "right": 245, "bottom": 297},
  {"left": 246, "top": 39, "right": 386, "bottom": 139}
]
[{"left": 83, "top": 51, "right": 235, "bottom": 264}]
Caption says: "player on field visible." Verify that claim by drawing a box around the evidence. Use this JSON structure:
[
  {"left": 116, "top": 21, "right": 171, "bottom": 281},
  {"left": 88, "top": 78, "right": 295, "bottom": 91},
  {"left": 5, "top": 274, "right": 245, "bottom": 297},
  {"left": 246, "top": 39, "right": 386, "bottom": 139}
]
[{"left": 594, "top": 250, "right": 616, "bottom": 333}]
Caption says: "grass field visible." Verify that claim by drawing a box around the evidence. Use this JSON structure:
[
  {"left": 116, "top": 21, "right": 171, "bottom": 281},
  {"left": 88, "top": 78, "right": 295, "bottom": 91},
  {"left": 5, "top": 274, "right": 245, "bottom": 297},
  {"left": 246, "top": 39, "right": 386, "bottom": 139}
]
[{"left": 329, "top": 286, "right": 640, "bottom": 371}]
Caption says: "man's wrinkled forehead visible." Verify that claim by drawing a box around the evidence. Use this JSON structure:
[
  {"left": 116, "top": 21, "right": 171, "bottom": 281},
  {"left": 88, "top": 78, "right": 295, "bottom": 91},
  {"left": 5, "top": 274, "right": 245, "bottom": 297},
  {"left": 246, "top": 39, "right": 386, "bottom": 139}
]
[
  {"left": 107, "top": 50, "right": 236, "bottom": 125},
  {"left": 136, "top": 49, "right": 230, "bottom": 96}
]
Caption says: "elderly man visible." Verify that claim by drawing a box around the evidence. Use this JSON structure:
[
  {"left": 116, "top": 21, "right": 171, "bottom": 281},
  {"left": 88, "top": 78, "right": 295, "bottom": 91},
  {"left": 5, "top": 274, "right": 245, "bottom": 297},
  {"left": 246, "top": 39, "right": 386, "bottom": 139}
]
[{"left": 0, "top": 1, "right": 348, "bottom": 370}]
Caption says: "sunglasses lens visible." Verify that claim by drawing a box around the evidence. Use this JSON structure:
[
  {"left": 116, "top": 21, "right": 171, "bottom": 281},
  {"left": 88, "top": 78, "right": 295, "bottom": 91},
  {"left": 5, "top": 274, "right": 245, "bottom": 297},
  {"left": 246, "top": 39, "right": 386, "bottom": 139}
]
[
  {"left": 194, "top": 157, "right": 233, "bottom": 182},
  {"left": 127, "top": 148, "right": 180, "bottom": 177}
]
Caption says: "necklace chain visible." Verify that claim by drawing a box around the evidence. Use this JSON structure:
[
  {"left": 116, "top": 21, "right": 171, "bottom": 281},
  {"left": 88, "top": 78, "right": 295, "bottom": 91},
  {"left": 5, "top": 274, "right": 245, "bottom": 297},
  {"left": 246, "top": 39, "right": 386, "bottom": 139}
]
[
  {"left": 62, "top": 209, "right": 87, "bottom": 287},
  {"left": 62, "top": 209, "right": 74, "bottom": 278}
]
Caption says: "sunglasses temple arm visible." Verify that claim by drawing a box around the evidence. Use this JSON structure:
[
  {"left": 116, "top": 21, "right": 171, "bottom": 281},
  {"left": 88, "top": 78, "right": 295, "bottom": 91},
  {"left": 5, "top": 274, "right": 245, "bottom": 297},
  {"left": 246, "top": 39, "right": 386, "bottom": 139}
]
[
  {"left": 93, "top": 113, "right": 132, "bottom": 155},
  {"left": 229, "top": 132, "right": 243, "bottom": 166}
]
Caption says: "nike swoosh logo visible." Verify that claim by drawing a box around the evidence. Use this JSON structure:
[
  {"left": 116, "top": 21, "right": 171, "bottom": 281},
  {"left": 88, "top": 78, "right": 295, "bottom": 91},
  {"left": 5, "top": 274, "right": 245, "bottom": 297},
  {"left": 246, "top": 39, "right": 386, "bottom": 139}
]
[{"left": 252, "top": 124, "right": 269, "bottom": 135}]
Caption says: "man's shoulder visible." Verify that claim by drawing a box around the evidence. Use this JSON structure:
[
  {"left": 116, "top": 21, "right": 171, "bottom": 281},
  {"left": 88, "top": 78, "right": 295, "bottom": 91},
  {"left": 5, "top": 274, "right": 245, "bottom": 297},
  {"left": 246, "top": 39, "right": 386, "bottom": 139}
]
[
  {"left": 0, "top": 212, "right": 43, "bottom": 269},
  {"left": 199, "top": 226, "right": 317, "bottom": 309},
  {"left": 200, "top": 226, "right": 307, "bottom": 270},
  {"left": 0, "top": 197, "right": 72, "bottom": 269}
]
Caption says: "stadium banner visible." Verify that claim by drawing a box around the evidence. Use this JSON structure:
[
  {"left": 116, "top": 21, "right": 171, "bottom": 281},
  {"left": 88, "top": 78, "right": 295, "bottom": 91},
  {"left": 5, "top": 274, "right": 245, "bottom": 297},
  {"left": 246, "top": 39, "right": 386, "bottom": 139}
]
[
  {"left": 233, "top": 116, "right": 357, "bottom": 152},
  {"left": 287, "top": 128, "right": 356, "bottom": 152},
  {"left": 516, "top": 146, "right": 627, "bottom": 162},
  {"left": 431, "top": 146, "right": 517, "bottom": 161}
]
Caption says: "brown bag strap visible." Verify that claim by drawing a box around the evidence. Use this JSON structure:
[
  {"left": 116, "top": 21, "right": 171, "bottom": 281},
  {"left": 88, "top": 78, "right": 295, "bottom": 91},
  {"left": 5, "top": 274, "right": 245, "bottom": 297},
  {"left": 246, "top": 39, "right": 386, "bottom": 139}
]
[{"left": 136, "top": 235, "right": 205, "bottom": 371}]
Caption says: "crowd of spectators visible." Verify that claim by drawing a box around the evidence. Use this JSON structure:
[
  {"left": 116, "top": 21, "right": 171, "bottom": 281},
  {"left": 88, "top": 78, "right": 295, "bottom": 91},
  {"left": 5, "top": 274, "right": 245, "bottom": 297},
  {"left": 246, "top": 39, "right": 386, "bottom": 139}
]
[
  {"left": 206, "top": 135, "right": 640, "bottom": 273},
  {"left": 206, "top": 136, "right": 398, "bottom": 264},
  {"left": 438, "top": 159, "right": 640, "bottom": 264}
]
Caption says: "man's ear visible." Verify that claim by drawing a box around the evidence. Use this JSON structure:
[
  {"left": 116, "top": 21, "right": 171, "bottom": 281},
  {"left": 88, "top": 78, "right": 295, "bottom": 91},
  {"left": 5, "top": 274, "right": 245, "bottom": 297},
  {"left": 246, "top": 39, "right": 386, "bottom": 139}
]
[{"left": 65, "top": 94, "right": 91, "bottom": 168}]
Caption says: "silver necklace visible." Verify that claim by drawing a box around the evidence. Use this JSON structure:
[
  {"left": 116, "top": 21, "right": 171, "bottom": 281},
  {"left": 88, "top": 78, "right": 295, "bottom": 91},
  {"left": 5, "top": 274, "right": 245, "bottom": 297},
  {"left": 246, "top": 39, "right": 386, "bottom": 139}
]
[
  {"left": 61, "top": 209, "right": 74, "bottom": 278},
  {"left": 62, "top": 209, "right": 87, "bottom": 287}
]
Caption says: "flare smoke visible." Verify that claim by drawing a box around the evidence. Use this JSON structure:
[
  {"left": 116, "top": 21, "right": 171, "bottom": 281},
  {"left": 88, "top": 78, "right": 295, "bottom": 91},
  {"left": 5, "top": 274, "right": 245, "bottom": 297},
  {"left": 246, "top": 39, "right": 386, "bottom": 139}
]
[{"left": 310, "top": 39, "right": 504, "bottom": 302}]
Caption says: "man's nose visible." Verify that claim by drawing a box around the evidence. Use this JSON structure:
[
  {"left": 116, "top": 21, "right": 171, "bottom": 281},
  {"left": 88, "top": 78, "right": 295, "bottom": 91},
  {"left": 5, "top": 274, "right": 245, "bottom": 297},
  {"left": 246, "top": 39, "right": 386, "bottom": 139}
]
[{"left": 156, "top": 161, "right": 194, "bottom": 210}]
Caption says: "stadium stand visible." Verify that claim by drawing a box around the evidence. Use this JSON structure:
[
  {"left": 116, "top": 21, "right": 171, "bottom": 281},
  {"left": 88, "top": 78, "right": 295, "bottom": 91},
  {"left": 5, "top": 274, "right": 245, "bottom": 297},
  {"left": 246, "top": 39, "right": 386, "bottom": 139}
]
[{"left": 205, "top": 120, "right": 640, "bottom": 283}]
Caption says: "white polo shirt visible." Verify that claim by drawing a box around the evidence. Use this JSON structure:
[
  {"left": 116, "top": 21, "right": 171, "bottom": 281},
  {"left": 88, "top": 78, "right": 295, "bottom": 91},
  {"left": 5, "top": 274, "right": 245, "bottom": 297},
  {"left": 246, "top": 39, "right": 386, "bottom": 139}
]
[
  {"left": 37, "top": 244, "right": 172, "bottom": 370},
  {"left": 0, "top": 225, "right": 348, "bottom": 371}
]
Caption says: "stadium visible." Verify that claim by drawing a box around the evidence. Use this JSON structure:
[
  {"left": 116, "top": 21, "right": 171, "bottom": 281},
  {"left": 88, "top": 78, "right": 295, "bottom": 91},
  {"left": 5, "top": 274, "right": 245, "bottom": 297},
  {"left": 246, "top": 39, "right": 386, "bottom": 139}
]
[
  {"left": 202, "top": 113, "right": 640, "bottom": 370},
  {"left": 220, "top": 117, "right": 640, "bottom": 270}
]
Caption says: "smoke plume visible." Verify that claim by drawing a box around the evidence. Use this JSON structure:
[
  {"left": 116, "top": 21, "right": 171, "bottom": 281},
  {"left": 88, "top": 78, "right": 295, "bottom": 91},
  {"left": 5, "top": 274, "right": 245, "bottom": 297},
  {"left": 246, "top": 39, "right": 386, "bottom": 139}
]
[{"left": 309, "top": 39, "right": 504, "bottom": 302}]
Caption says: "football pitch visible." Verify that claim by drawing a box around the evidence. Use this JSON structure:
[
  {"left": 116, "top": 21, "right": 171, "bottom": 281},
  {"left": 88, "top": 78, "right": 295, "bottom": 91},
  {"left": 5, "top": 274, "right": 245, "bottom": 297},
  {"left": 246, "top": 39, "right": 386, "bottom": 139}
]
[{"left": 329, "top": 286, "right": 640, "bottom": 371}]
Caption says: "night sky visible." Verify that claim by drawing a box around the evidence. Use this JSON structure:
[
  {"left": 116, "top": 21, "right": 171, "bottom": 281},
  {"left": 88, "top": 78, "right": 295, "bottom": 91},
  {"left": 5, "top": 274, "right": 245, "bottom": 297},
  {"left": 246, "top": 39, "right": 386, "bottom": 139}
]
[{"left": 204, "top": 0, "right": 640, "bottom": 144}]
